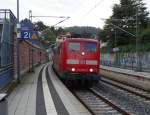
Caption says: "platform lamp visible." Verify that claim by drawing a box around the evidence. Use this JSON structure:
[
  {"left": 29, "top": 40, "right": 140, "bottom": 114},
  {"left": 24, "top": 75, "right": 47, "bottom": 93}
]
[
  {"left": 16, "top": 0, "right": 21, "bottom": 83},
  {"left": 135, "top": 0, "right": 142, "bottom": 71}
]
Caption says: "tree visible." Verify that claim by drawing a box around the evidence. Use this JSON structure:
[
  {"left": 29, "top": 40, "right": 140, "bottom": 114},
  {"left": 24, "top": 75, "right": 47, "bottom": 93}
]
[
  {"left": 139, "top": 29, "right": 150, "bottom": 43},
  {"left": 65, "top": 26, "right": 99, "bottom": 38},
  {"left": 56, "top": 27, "right": 65, "bottom": 35},
  {"left": 42, "top": 28, "right": 56, "bottom": 44},
  {"left": 34, "top": 21, "right": 48, "bottom": 31},
  {"left": 100, "top": 0, "right": 149, "bottom": 47},
  {"left": 147, "top": 18, "right": 150, "bottom": 28},
  {"left": 33, "top": 21, "right": 65, "bottom": 43},
  {"left": 97, "top": 29, "right": 108, "bottom": 42}
]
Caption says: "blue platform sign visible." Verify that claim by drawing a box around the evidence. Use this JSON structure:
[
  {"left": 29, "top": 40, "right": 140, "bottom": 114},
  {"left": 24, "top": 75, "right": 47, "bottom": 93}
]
[
  {"left": 21, "top": 30, "right": 31, "bottom": 39},
  {"left": 20, "top": 19, "right": 33, "bottom": 40}
]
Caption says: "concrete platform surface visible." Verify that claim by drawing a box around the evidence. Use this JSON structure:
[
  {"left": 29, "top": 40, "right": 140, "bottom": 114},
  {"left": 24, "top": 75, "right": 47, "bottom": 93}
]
[
  {"left": 7, "top": 63, "right": 91, "bottom": 115},
  {"left": 7, "top": 65, "right": 42, "bottom": 115},
  {"left": 101, "top": 65, "right": 150, "bottom": 80},
  {"left": 100, "top": 65, "right": 150, "bottom": 91},
  {"left": 48, "top": 64, "right": 91, "bottom": 115}
]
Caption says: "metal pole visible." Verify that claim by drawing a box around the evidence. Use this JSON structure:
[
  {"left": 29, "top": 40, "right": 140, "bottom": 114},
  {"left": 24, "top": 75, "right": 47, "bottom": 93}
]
[
  {"left": 115, "top": 29, "right": 117, "bottom": 47},
  {"left": 115, "top": 29, "right": 117, "bottom": 66},
  {"left": 17, "top": 0, "right": 19, "bottom": 21},
  {"left": 16, "top": 0, "right": 20, "bottom": 83},
  {"left": 136, "top": 0, "right": 141, "bottom": 71},
  {"left": 136, "top": 3, "right": 138, "bottom": 69},
  {"left": 31, "top": 49, "right": 34, "bottom": 72},
  {"left": 29, "top": 10, "right": 32, "bottom": 72},
  {"left": 29, "top": 10, "right": 32, "bottom": 22}
]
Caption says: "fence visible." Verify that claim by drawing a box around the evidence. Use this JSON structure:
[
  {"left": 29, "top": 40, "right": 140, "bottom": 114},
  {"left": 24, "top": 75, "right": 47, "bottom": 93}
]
[
  {"left": 0, "top": 9, "right": 16, "bottom": 89},
  {"left": 101, "top": 52, "right": 150, "bottom": 72},
  {"left": 13, "top": 40, "right": 47, "bottom": 76}
]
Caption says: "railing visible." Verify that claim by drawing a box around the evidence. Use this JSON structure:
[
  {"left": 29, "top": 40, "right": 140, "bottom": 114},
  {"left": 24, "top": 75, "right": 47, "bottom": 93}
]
[
  {"left": 0, "top": 9, "right": 15, "bottom": 68},
  {"left": 0, "top": 42, "right": 13, "bottom": 68},
  {"left": 0, "top": 9, "right": 16, "bottom": 89},
  {"left": 0, "top": 9, "right": 17, "bottom": 24}
]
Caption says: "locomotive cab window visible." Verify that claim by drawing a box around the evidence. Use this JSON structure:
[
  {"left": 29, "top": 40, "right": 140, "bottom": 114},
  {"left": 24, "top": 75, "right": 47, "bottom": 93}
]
[
  {"left": 68, "top": 42, "right": 80, "bottom": 51},
  {"left": 84, "top": 42, "right": 97, "bottom": 52}
]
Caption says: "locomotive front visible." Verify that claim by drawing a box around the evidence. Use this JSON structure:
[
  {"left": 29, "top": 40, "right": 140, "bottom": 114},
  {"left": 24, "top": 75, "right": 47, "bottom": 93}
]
[{"left": 63, "top": 38, "right": 100, "bottom": 83}]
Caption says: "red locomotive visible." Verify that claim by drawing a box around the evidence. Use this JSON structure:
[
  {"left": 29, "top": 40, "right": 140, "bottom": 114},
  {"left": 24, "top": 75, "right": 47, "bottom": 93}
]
[{"left": 52, "top": 38, "right": 100, "bottom": 86}]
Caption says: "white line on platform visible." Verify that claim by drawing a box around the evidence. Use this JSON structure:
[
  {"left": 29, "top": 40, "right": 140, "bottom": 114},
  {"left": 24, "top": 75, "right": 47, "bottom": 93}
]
[
  {"left": 42, "top": 66, "right": 58, "bottom": 115},
  {"left": 48, "top": 63, "right": 92, "bottom": 115}
]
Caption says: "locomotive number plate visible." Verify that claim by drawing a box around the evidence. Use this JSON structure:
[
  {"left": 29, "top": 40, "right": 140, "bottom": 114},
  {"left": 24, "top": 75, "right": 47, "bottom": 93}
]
[{"left": 80, "top": 60, "right": 86, "bottom": 64}]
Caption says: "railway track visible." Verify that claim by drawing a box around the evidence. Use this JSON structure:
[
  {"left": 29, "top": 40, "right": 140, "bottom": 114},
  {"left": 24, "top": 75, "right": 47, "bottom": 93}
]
[
  {"left": 71, "top": 77, "right": 150, "bottom": 115},
  {"left": 72, "top": 88, "right": 130, "bottom": 115},
  {"left": 100, "top": 77, "right": 150, "bottom": 101},
  {"left": 94, "top": 78, "right": 150, "bottom": 115}
]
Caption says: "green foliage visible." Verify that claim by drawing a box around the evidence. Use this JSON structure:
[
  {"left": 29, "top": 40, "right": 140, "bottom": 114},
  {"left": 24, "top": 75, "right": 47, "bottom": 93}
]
[
  {"left": 102, "top": 42, "right": 150, "bottom": 53},
  {"left": 45, "top": 31, "right": 56, "bottom": 42},
  {"left": 139, "top": 29, "right": 150, "bottom": 43},
  {"left": 34, "top": 21, "right": 48, "bottom": 31},
  {"left": 50, "top": 26, "right": 64, "bottom": 36},
  {"left": 41, "top": 28, "right": 56, "bottom": 44},
  {"left": 119, "top": 44, "right": 136, "bottom": 52},
  {"left": 33, "top": 21, "right": 65, "bottom": 43},
  {"left": 148, "top": 20, "right": 150, "bottom": 28},
  {"left": 143, "top": 43, "right": 150, "bottom": 51},
  {"left": 101, "top": 46, "right": 112, "bottom": 53},
  {"left": 97, "top": 30, "right": 108, "bottom": 42},
  {"left": 98, "top": 0, "right": 149, "bottom": 48}
]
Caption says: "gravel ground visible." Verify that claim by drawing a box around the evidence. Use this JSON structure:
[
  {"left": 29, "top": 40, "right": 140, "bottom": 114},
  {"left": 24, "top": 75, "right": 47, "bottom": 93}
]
[{"left": 95, "top": 81, "right": 150, "bottom": 115}]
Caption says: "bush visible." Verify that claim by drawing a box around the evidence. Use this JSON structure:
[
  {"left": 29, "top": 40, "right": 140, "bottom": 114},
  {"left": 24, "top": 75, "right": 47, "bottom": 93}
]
[
  {"left": 101, "top": 42, "right": 150, "bottom": 53},
  {"left": 139, "top": 29, "right": 150, "bottom": 43}
]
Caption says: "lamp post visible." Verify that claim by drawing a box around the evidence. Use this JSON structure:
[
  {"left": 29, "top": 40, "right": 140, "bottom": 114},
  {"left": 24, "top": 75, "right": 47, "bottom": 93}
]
[
  {"left": 16, "top": 0, "right": 20, "bottom": 83},
  {"left": 17, "top": 0, "right": 19, "bottom": 21},
  {"left": 29, "top": 10, "right": 32, "bottom": 22},
  {"left": 135, "top": 0, "right": 142, "bottom": 71},
  {"left": 111, "top": 28, "right": 117, "bottom": 48},
  {"left": 111, "top": 28, "right": 118, "bottom": 66}
]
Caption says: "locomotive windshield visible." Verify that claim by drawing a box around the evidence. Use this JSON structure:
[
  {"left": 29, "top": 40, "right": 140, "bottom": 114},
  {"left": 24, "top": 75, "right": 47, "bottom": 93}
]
[
  {"left": 84, "top": 42, "right": 97, "bottom": 52},
  {"left": 68, "top": 42, "right": 80, "bottom": 51}
]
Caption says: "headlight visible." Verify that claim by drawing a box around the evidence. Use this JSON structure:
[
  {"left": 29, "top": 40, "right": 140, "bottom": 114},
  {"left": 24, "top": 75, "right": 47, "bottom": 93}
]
[
  {"left": 81, "top": 52, "right": 85, "bottom": 55},
  {"left": 71, "top": 68, "right": 75, "bottom": 72},
  {"left": 89, "top": 68, "right": 93, "bottom": 72}
]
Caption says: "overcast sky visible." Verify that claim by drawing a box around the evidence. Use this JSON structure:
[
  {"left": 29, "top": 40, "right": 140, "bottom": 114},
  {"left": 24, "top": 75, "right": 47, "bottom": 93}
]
[{"left": 1, "top": 0, "right": 150, "bottom": 28}]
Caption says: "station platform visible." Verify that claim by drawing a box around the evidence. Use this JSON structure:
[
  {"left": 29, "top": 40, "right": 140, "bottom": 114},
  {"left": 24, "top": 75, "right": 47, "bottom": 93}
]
[
  {"left": 100, "top": 65, "right": 150, "bottom": 91},
  {"left": 7, "top": 63, "right": 91, "bottom": 115},
  {"left": 100, "top": 65, "right": 150, "bottom": 79}
]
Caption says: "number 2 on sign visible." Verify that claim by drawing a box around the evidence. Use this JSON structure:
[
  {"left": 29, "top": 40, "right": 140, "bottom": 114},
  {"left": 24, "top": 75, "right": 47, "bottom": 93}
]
[{"left": 24, "top": 32, "right": 31, "bottom": 38}]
